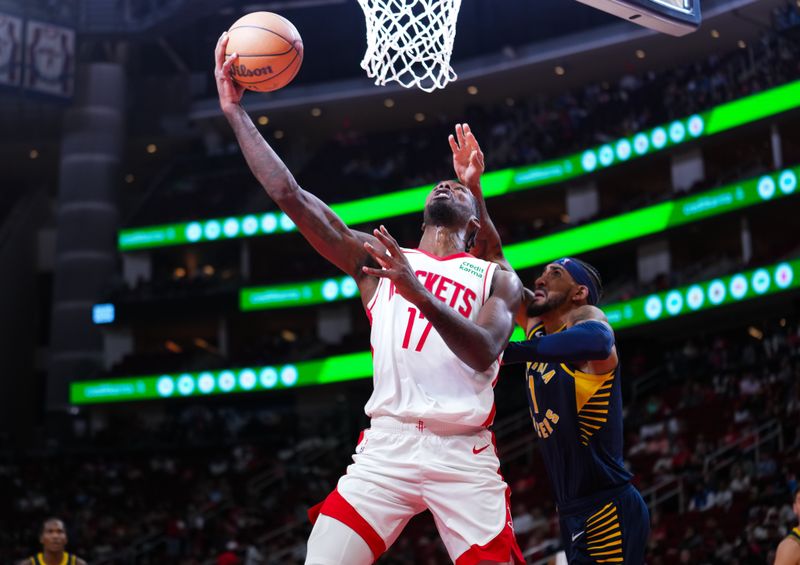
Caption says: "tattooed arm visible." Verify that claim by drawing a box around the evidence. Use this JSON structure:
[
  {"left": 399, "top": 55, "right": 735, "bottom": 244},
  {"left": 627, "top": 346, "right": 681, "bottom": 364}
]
[{"left": 214, "top": 32, "right": 381, "bottom": 304}]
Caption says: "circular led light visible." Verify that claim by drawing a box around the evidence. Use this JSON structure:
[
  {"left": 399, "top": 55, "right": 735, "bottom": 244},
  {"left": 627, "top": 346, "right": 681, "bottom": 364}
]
[
  {"left": 633, "top": 133, "right": 649, "bottom": 155},
  {"left": 177, "top": 374, "right": 195, "bottom": 396},
  {"left": 186, "top": 222, "right": 202, "bottom": 242},
  {"left": 261, "top": 213, "right": 278, "bottom": 233},
  {"left": 280, "top": 365, "right": 299, "bottom": 387},
  {"left": 779, "top": 170, "right": 797, "bottom": 194},
  {"left": 665, "top": 291, "right": 683, "bottom": 315},
  {"left": 260, "top": 367, "right": 278, "bottom": 389},
  {"left": 239, "top": 369, "right": 257, "bottom": 390},
  {"left": 198, "top": 372, "right": 215, "bottom": 394},
  {"left": 218, "top": 371, "right": 236, "bottom": 392},
  {"left": 729, "top": 274, "right": 747, "bottom": 300},
  {"left": 687, "top": 115, "right": 705, "bottom": 137},
  {"left": 757, "top": 176, "right": 776, "bottom": 200},
  {"left": 669, "top": 121, "right": 686, "bottom": 143},
  {"left": 686, "top": 285, "right": 704, "bottom": 310},
  {"left": 581, "top": 151, "right": 597, "bottom": 172},
  {"left": 775, "top": 263, "right": 794, "bottom": 289},
  {"left": 598, "top": 145, "right": 614, "bottom": 167},
  {"left": 157, "top": 376, "right": 174, "bottom": 397},
  {"left": 242, "top": 215, "right": 258, "bottom": 235},
  {"left": 651, "top": 127, "right": 667, "bottom": 149},
  {"left": 322, "top": 279, "right": 339, "bottom": 301},
  {"left": 616, "top": 139, "right": 632, "bottom": 161},
  {"left": 204, "top": 221, "right": 221, "bottom": 240},
  {"left": 341, "top": 277, "right": 358, "bottom": 298},
  {"left": 708, "top": 280, "right": 726, "bottom": 305},
  {"left": 751, "top": 269, "right": 770, "bottom": 294},
  {"left": 279, "top": 213, "right": 295, "bottom": 231},
  {"left": 223, "top": 218, "right": 240, "bottom": 238},
  {"left": 644, "top": 296, "right": 663, "bottom": 320}
]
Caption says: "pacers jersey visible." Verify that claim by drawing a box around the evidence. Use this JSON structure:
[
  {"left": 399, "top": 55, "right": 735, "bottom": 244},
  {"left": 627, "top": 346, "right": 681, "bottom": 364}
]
[
  {"left": 30, "top": 553, "right": 76, "bottom": 565},
  {"left": 365, "top": 248, "right": 499, "bottom": 428},
  {"left": 790, "top": 527, "right": 800, "bottom": 544},
  {"left": 524, "top": 323, "right": 631, "bottom": 509}
]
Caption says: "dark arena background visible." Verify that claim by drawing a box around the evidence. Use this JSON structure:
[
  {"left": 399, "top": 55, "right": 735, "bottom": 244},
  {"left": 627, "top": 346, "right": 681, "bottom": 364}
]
[{"left": 2, "top": 0, "right": 800, "bottom": 563}]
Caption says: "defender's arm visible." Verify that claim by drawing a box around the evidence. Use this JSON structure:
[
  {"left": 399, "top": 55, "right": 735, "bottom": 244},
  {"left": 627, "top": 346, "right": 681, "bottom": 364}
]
[{"left": 504, "top": 306, "right": 617, "bottom": 371}]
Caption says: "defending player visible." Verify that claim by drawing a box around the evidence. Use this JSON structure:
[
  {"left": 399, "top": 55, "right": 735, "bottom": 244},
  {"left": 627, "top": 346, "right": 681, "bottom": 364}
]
[
  {"left": 451, "top": 124, "right": 649, "bottom": 563},
  {"left": 775, "top": 489, "right": 800, "bottom": 565},
  {"left": 215, "top": 35, "right": 525, "bottom": 565},
  {"left": 18, "top": 518, "right": 87, "bottom": 565}
]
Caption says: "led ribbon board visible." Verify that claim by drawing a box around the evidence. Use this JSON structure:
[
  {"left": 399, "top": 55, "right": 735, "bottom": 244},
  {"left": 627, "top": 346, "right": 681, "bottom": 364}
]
[
  {"left": 70, "top": 351, "right": 374, "bottom": 405},
  {"left": 117, "top": 80, "right": 800, "bottom": 251},
  {"left": 73, "top": 258, "right": 799, "bottom": 404},
  {"left": 239, "top": 166, "right": 799, "bottom": 311}
]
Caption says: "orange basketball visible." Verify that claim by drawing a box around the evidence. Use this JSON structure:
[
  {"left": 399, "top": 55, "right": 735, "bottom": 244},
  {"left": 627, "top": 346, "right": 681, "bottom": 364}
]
[{"left": 225, "top": 12, "right": 303, "bottom": 92}]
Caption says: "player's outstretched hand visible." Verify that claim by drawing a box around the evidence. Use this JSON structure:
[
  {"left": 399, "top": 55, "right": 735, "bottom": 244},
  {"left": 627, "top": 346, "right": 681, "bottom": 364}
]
[
  {"left": 363, "top": 226, "right": 426, "bottom": 303},
  {"left": 214, "top": 32, "right": 245, "bottom": 112},
  {"left": 449, "top": 123, "right": 485, "bottom": 191}
]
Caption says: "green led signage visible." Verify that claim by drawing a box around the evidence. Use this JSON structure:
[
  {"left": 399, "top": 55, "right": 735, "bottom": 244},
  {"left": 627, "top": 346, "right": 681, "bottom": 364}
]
[
  {"left": 117, "top": 80, "right": 800, "bottom": 251},
  {"left": 237, "top": 166, "right": 798, "bottom": 312},
  {"left": 603, "top": 259, "right": 798, "bottom": 329},
  {"left": 240, "top": 275, "right": 358, "bottom": 310},
  {"left": 73, "top": 258, "right": 799, "bottom": 404},
  {"left": 503, "top": 166, "right": 798, "bottom": 270},
  {"left": 70, "top": 351, "right": 373, "bottom": 404}
]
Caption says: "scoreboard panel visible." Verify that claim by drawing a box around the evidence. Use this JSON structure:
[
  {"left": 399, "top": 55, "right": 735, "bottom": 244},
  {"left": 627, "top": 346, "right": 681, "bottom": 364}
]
[{"left": 576, "top": 0, "right": 702, "bottom": 36}]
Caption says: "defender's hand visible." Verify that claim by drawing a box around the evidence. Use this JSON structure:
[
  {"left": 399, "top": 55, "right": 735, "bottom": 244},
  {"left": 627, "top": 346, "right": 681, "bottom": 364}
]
[
  {"left": 214, "top": 32, "right": 245, "bottom": 112},
  {"left": 362, "top": 226, "right": 426, "bottom": 304},
  {"left": 449, "top": 123, "right": 485, "bottom": 190}
]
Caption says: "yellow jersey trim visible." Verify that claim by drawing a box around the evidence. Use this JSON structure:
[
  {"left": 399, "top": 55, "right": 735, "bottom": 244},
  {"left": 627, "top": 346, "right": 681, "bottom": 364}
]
[{"left": 35, "top": 554, "right": 70, "bottom": 565}]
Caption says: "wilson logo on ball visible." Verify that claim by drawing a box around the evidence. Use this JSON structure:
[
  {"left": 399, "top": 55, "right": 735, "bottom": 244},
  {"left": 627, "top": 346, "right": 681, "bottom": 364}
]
[
  {"left": 233, "top": 64, "right": 274, "bottom": 77},
  {"left": 225, "top": 11, "right": 304, "bottom": 92}
]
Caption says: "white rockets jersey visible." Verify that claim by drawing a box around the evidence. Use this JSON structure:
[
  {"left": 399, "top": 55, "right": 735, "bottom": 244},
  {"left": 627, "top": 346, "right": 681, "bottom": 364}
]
[{"left": 364, "top": 248, "right": 501, "bottom": 428}]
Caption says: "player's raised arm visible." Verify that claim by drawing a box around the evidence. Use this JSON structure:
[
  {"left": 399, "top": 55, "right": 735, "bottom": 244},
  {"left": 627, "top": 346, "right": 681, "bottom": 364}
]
[
  {"left": 214, "top": 32, "right": 380, "bottom": 288},
  {"left": 449, "top": 124, "right": 510, "bottom": 271},
  {"left": 363, "top": 225, "right": 521, "bottom": 372},
  {"left": 450, "top": 123, "right": 534, "bottom": 327}
]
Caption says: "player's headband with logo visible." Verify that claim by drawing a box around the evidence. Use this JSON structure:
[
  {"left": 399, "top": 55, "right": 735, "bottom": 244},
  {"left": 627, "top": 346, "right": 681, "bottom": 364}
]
[{"left": 554, "top": 258, "right": 599, "bottom": 305}]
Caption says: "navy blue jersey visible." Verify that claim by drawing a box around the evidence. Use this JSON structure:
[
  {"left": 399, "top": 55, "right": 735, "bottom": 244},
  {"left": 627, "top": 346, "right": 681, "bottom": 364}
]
[{"left": 524, "top": 323, "right": 632, "bottom": 509}]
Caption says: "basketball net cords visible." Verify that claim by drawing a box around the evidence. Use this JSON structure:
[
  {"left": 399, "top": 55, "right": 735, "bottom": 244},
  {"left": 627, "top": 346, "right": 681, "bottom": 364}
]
[{"left": 358, "top": 0, "right": 462, "bottom": 93}]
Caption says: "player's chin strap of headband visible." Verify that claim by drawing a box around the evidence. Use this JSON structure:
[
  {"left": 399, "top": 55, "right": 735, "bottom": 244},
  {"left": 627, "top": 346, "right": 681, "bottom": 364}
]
[{"left": 555, "top": 257, "right": 599, "bottom": 305}]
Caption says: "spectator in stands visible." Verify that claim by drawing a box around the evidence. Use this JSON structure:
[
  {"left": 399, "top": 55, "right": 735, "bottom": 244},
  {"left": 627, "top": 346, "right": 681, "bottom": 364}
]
[
  {"left": 17, "top": 518, "right": 87, "bottom": 565},
  {"left": 729, "top": 464, "right": 751, "bottom": 493},
  {"left": 217, "top": 541, "right": 241, "bottom": 565},
  {"left": 688, "top": 483, "right": 715, "bottom": 512}
]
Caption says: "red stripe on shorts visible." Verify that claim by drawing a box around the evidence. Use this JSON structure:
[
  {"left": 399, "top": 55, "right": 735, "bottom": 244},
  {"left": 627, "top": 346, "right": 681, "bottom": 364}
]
[
  {"left": 454, "top": 485, "right": 525, "bottom": 565},
  {"left": 456, "top": 433, "right": 525, "bottom": 564},
  {"left": 307, "top": 488, "right": 386, "bottom": 561}
]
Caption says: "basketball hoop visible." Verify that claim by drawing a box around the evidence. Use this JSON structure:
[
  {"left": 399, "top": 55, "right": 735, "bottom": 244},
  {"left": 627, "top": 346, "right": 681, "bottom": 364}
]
[{"left": 357, "top": 0, "right": 462, "bottom": 93}]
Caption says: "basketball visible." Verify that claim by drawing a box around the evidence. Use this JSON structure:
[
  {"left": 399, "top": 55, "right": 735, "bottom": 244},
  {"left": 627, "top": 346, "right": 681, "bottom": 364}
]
[{"left": 225, "top": 12, "right": 303, "bottom": 92}]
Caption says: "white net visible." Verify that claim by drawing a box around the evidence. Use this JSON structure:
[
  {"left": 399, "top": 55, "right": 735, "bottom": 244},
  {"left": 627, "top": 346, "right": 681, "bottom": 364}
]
[{"left": 358, "top": 0, "right": 462, "bottom": 93}]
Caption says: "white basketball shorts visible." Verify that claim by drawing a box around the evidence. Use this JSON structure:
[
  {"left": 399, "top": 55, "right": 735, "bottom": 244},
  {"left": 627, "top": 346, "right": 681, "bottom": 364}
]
[{"left": 308, "top": 416, "right": 525, "bottom": 564}]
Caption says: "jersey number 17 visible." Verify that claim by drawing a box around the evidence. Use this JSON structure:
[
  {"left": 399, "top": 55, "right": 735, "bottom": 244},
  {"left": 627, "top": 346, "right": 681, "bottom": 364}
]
[{"left": 402, "top": 307, "right": 433, "bottom": 352}]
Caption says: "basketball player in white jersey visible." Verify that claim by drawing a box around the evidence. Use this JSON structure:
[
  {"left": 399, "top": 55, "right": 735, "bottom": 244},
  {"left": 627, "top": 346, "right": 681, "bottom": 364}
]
[{"left": 215, "top": 34, "right": 525, "bottom": 565}]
